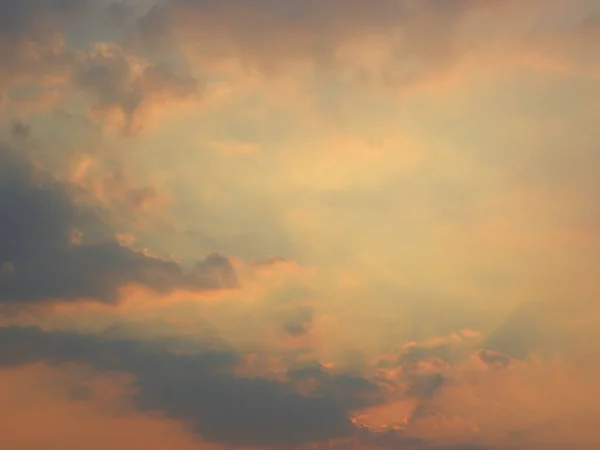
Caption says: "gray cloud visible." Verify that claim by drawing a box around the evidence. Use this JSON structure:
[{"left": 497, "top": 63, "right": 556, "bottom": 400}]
[
  {"left": 0, "top": 0, "right": 80, "bottom": 94},
  {"left": 0, "top": 1, "right": 198, "bottom": 135},
  {"left": 481, "top": 301, "right": 573, "bottom": 361},
  {"left": 73, "top": 43, "right": 200, "bottom": 135},
  {"left": 0, "top": 325, "right": 382, "bottom": 447},
  {"left": 134, "top": 0, "right": 477, "bottom": 77},
  {"left": 405, "top": 373, "right": 446, "bottom": 398},
  {"left": 0, "top": 0, "right": 84, "bottom": 36},
  {"left": 0, "top": 147, "right": 236, "bottom": 305},
  {"left": 9, "top": 119, "right": 31, "bottom": 139},
  {"left": 283, "top": 305, "right": 314, "bottom": 337}
]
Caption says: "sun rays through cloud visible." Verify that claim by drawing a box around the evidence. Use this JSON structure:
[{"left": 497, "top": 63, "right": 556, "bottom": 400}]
[{"left": 1, "top": 1, "right": 600, "bottom": 449}]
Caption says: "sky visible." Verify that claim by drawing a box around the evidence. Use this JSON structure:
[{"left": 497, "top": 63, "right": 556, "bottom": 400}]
[{"left": 1, "top": 0, "right": 600, "bottom": 449}]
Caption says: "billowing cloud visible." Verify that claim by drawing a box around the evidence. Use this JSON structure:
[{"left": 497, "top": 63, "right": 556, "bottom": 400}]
[
  {"left": 0, "top": 0, "right": 79, "bottom": 99},
  {"left": 283, "top": 305, "right": 314, "bottom": 337},
  {"left": 0, "top": 0, "right": 200, "bottom": 135},
  {"left": 1, "top": 0, "right": 600, "bottom": 449},
  {"left": 73, "top": 42, "right": 201, "bottom": 135},
  {"left": 0, "top": 147, "right": 235, "bottom": 305},
  {"left": 3, "top": 318, "right": 597, "bottom": 450},
  {"left": 0, "top": 325, "right": 381, "bottom": 447},
  {"left": 133, "top": 0, "right": 476, "bottom": 88},
  {"left": 130, "top": 0, "right": 600, "bottom": 91},
  {"left": 9, "top": 119, "right": 30, "bottom": 138}
]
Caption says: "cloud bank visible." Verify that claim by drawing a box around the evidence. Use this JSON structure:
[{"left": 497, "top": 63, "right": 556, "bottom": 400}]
[{"left": 1, "top": 1, "right": 600, "bottom": 449}]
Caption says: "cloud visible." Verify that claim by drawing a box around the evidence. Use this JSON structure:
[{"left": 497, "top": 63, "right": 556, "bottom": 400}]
[
  {"left": 9, "top": 119, "right": 31, "bottom": 138},
  {"left": 134, "top": 0, "right": 474, "bottom": 80},
  {"left": 73, "top": 42, "right": 201, "bottom": 135},
  {"left": 1, "top": 322, "right": 599, "bottom": 449},
  {"left": 283, "top": 305, "right": 314, "bottom": 337},
  {"left": 0, "top": 0, "right": 84, "bottom": 34},
  {"left": 0, "top": 325, "right": 382, "bottom": 447},
  {"left": 0, "top": 147, "right": 236, "bottom": 306},
  {"left": 0, "top": 363, "right": 207, "bottom": 450},
  {"left": 0, "top": 1, "right": 199, "bottom": 135},
  {"left": 346, "top": 328, "right": 600, "bottom": 449},
  {"left": 1, "top": 1, "right": 600, "bottom": 449},
  {"left": 68, "top": 155, "right": 168, "bottom": 216},
  {"left": 131, "top": 0, "right": 600, "bottom": 91},
  {"left": 0, "top": 0, "right": 79, "bottom": 98}
]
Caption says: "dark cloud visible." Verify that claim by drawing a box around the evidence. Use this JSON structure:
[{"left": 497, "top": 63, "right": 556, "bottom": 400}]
[
  {"left": 10, "top": 119, "right": 31, "bottom": 138},
  {"left": 283, "top": 305, "right": 314, "bottom": 337},
  {"left": 73, "top": 43, "right": 199, "bottom": 135},
  {"left": 0, "top": 0, "right": 79, "bottom": 94},
  {"left": 476, "top": 349, "right": 512, "bottom": 369},
  {"left": 483, "top": 301, "right": 581, "bottom": 362},
  {"left": 405, "top": 373, "right": 445, "bottom": 398},
  {"left": 400, "top": 344, "right": 455, "bottom": 365},
  {"left": 135, "top": 0, "right": 478, "bottom": 77},
  {"left": 122, "top": 185, "right": 158, "bottom": 211},
  {"left": 372, "top": 331, "right": 518, "bottom": 427},
  {"left": 0, "top": 147, "right": 235, "bottom": 305},
  {"left": 428, "top": 446, "right": 488, "bottom": 450},
  {"left": 397, "top": 332, "right": 480, "bottom": 367},
  {"left": 0, "top": 0, "right": 84, "bottom": 37},
  {"left": 483, "top": 304, "right": 544, "bottom": 359},
  {"left": 288, "top": 363, "right": 381, "bottom": 403},
  {"left": 191, "top": 251, "right": 238, "bottom": 289},
  {"left": 0, "top": 1, "right": 196, "bottom": 135},
  {"left": 89, "top": 166, "right": 163, "bottom": 212},
  {"left": 358, "top": 430, "right": 424, "bottom": 449},
  {"left": 0, "top": 325, "right": 382, "bottom": 447}
]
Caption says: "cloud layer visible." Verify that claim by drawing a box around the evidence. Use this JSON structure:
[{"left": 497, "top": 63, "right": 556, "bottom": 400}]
[
  {"left": 0, "top": 147, "right": 235, "bottom": 304},
  {"left": 1, "top": 0, "right": 600, "bottom": 449}
]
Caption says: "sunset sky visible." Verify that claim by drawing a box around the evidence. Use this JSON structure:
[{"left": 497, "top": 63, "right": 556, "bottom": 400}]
[{"left": 1, "top": 1, "right": 600, "bottom": 449}]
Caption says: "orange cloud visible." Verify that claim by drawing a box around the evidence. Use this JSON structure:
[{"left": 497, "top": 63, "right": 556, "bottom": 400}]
[
  {"left": 0, "top": 363, "right": 212, "bottom": 450},
  {"left": 131, "top": 0, "right": 600, "bottom": 98},
  {"left": 346, "top": 331, "right": 600, "bottom": 449}
]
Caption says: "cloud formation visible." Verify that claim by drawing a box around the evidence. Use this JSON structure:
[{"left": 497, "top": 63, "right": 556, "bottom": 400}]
[
  {"left": 135, "top": 0, "right": 476, "bottom": 82},
  {"left": 1, "top": 0, "right": 600, "bottom": 449},
  {"left": 0, "top": 0, "right": 77, "bottom": 97},
  {"left": 0, "top": 147, "right": 235, "bottom": 305},
  {"left": 73, "top": 42, "right": 201, "bottom": 135},
  {"left": 0, "top": 325, "right": 381, "bottom": 447}
]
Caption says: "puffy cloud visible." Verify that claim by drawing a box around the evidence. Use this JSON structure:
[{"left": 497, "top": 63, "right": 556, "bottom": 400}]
[
  {"left": 0, "top": 0, "right": 80, "bottom": 100},
  {"left": 9, "top": 119, "right": 30, "bottom": 138},
  {"left": 0, "top": 1, "right": 200, "bottom": 135},
  {"left": 68, "top": 155, "right": 169, "bottom": 217},
  {"left": 137, "top": 0, "right": 467, "bottom": 58},
  {"left": 1, "top": 321, "right": 599, "bottom": 449},
  {"left": 0, "top": 325, "right": 382, "bottom": 447},
  {"left": 0, "top": 0, "right": 84, "bottom": 33},
  {"left": 73, "top": 42, "right": 201, "bottom": 135},
  {"left": 346, "top": 329, "right": 600, "bottom": 449},
  {"left": 283, "top": 305, "right": 314, "bottom": 337},
  {"left": 132, "top": 0, "right": 476, "bottom": 87},
  {"left": 0, "top": 147, "right": 236, "bottom": 305},
  {"left": 130, "top": 0, "right": 600, "bottom": 91},
  {"left": 1, "top": 1, "right": 600, "bottom": 449}
]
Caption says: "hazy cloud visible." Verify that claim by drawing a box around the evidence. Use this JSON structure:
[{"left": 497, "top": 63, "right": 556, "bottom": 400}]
[
  {"left": 0, "top": 147, "right": 235, "bottom": 305},
  {"left": 9, "top": 119, "right": 31, "bottom": 138},
  {"left": 73, "top": 42, "right": 200, "bottom": 135},
  {"left": 135, "top": 0, "right": 474, "bottom": 78},
  {"left": 1, "top": 1, "right": 600, "bottom": 449},
  {"left": 0, "top": 325, "right": 381, "bottom": 447},
  {"left": 283, "top": 305, "right": 314, "bottom": 337}
]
